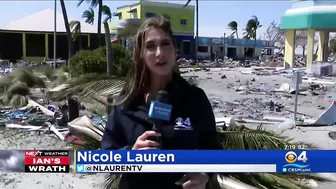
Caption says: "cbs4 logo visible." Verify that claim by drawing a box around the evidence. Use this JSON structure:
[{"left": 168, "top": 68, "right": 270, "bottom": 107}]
[{"left": 285, "top": 151, "right": 308, "bottom": 164}]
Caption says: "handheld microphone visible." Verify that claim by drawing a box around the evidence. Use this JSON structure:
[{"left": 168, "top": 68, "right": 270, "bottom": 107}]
[{"left": 147, "top": 91, "right": 172, "bottom": 148}]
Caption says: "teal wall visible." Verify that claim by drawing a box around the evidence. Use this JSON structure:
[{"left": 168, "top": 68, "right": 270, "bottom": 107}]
[
  {"left": 281, "top": 0, "right": 336, "bottom": 29},
  {"left": 281, "top": 11, "right": 336, "bottom": 29}
]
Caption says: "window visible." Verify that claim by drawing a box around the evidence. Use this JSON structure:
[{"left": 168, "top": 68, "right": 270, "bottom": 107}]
[
  {"left": 180, "top": 19, "right": 187, "bottom": 25},
  {"left": 146, "top": 12, "right": 156, "bottom": 18},
  {"left": 182, "top": 41, "right": 191, "bottom": 55},
  {"left": 198, "top": 46, "right": 208, "bottom": 53}
]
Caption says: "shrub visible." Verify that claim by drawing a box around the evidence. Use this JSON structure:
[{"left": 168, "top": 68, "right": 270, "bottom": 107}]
[
  {"left": 7, "top": 83, "right": 30, "bottom": 98},
  {"left": 68, "top": 50, "right": 107, "bottom": 77},
  {"left": 59, "top": 64, "right": 69, "bottom": 72},
  {"left": 12, "top": 68, "right": 46, "bottom": 88},
  {"left": 69, "top": 44, "right": 132, "bottom": 78},
  {"left": 94, "top": 44, "right": 132, "bottom": 77}
]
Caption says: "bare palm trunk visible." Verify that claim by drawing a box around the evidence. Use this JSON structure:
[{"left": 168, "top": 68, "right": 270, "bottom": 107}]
[
  {"left": 104, "top": 22, "right": 114, "bottom": 75},
  {"left": 236, "top": 30, "right": 238, "bottom": 39},
  {"left": 97, "top": 0, "right": 103, "bottom": 47},
  {"left": 253, "top": 30, "right": 257, "bottom": 58},
  {"left": 79, "top": 35, "right": 82, "bottom": 50},
  {"left": 195, "top": 0, "right": 198, "bottom": 61},
  {"left": 253, "top": 38, "right": 256, "bottom": 58},
  {"left": 79, "top": 26, "right": 82, "bottom": 50},
  {"left": 60, "top": 0, "right": 74, "bottom": 59}
]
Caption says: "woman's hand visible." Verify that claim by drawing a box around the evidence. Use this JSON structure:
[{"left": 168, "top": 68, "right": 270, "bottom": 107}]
[
  {"left": 176, "top": 173, "right": 209, "bottom": 189},
  {"left": 132, "top": 131, "right": 161, "bottom": 150}
]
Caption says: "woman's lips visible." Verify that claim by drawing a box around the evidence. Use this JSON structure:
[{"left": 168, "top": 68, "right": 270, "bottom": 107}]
[{"left": 156, "top": 61, "right": 167, "bottom": 66}]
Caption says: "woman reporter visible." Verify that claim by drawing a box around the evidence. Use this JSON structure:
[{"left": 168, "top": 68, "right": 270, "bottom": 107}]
[{"left": 101, "top": 15, "right": 221, "bottom": 189}]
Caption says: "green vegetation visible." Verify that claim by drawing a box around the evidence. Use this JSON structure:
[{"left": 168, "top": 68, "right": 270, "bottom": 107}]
[{"left": 68, "top": 44, "right": 131, "bottom": 77}]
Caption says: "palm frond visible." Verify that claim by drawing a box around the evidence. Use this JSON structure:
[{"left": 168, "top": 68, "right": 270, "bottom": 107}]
[
  {"left": 12, "top": 68, "right": 46, "bottom": 88},
  {"left": 53, "top": 73, "right": 68, "bottom": 85},
  {"left": 49, "top": 74, "right": 125, "bottom": 101},
  {"left": 73, "top": 135, "right": 101, "bottom": 150},
  {"left": 33, "top": 65, "right": 55, "bottom": 80},
  {"left": 0, "top": 75, "right": 14, "bottom": 86},
  {"left": 82, "top": 8, "right": 95, "bottom": 25},
  {"left": 7, "top": 83, "right": 30, "bottom": 97},
  {"left": 0, "top": 94, "right": 10, "bottom": 105},
  {"left": 77, "top": 0, "right": 90, "bottom": 7},
  {"left": 227, "top": 173, "right": 333, "bottom": 189},
  {"left": 102, "top": 5, "right": 112, "bottom": 22},
  {"left": 219, "top": 125, "right": 317, "bottom": 150},
  {"left": 0, "top": 76, "right": 14, "bottom": 93},
  {"left": 89, "top": 0, "right": 99, "bottom": 8},
  {"left": 117, "top": 21, "right": 141, "bottom": 38},
  {"left": 103, "top": 174, "right": 121, "bottom": 189},
  {"left": 69, "top": 20, "right": 81, "bottom": 41},
  {"left": 228, "top": 21, "right": 238, "bottom": 30},
  {"left": 9, "top": 94, "right": 28, "bottom": 108}
]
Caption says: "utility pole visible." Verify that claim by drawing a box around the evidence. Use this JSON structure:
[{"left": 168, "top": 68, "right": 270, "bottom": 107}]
[
  {"left": 223, "top": 32, "right": 226, "bottom": 59},
  {"left": 53, "top": 0, "right": 57, "bottom": 69}
]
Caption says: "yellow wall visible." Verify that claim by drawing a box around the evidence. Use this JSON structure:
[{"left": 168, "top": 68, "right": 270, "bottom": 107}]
[
  {"left": 284, "top": 30, "right": 295, "bottom": 69},
  {"left": 118, "top": 4, "right": 142, "bottom": 19},
  {"left": 116, "top": 2, "right": 194, "bottom": 35},
  {"left": 141, "top": 5, "right": 194, "bottom": 35}
]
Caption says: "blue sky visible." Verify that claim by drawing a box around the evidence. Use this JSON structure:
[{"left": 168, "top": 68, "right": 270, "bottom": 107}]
[{"left": 0, "top": 1, "right": 292, "bottom": 39}]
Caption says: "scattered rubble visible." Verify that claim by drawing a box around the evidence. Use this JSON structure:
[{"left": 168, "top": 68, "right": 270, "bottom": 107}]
[{"left": 1, "top": 58, "right": 336, "bottom": 188}]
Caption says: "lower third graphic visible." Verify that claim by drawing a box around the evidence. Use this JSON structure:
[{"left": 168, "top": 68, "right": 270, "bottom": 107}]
[
  {"left": 76, "top": 164, "right": 85, "bottom": 173},
  {"left": 283, "top": 151, "right": 311, "bottom": 173}
]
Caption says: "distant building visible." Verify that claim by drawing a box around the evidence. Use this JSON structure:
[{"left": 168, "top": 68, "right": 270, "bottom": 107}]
[
  {"left": 197, "top": 36, "right": 275, "bottom": 60},
  {"left": 0, "top": 9, "right": 104, "bottom": 62},
  {"left": 113, "top": 1, "right": 195, "bottom": 59}
]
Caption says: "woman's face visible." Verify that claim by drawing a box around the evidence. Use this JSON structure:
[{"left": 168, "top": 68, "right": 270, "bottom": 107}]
[{"left": 143, "top": 28, "right": 176, "bottom": 77}]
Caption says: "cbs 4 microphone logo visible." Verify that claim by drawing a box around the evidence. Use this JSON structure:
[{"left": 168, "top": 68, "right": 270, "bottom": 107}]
[{"left": 282, "top": 151, "right": 311, "bottom": 173}]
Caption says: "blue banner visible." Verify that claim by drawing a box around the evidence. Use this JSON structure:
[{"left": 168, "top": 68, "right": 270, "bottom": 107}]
[{"left": 75, "top": 150, "right": 336, "bottom": 173}]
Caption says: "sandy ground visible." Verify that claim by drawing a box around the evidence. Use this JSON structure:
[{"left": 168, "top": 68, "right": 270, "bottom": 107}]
[
  {"left": 184, "top": 67, "right": 336, "bottom": 188},
  {"left": 1, "top": 67, "right": 336, "bottom": 188}
]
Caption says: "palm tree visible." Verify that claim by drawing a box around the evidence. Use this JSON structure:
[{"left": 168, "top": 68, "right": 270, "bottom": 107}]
[
  {"left": 102, "top": 5, "right": 112, "bottom": 22},
  {"left": 82, "top": 8, "right": 95, "bottom": 25},
  {"left": 184, "top": 0, "right": 198, "bottom": 62},
  {"left": 243, "top": 16, "right": 262, "bottom": 58},
  {"left": 102, "top": 5, "right": 113, "bottom": 75},
  {"left": 78, "top": 0, "right": 103, "bottom": 46},
  {"left": 228, "top": 21, "right": 239, "bottom": 38},
  {"left": 69, "top": 20, "right": 82, "bottom": 51},
  {"left": 60, "top": 0, "right": 74, "bottom": 59}
]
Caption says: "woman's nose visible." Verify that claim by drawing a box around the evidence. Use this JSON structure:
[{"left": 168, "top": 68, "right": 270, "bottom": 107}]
[{"left": 156, "top": 47, "right": 164, "bottom": 58}]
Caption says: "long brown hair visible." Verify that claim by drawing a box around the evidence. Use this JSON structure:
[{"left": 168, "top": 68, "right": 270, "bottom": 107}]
[{"left": 118, "top": 15, "right": 177, "bottom": 106}]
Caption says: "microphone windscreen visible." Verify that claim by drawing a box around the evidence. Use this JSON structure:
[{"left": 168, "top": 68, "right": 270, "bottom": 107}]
[{"left": 156, "top": 90, "right": 169, "bottom": 103}]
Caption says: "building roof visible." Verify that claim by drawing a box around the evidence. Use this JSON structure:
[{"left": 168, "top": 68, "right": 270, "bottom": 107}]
[
  {"left": 0, "top": 9, "right": 102, "bottom": 34},
  {"left": 281, "top": 5, "right": 336, "bottom": 29},
  {"left": 117, "top": 0, "right": 194, "bottom": 10}
]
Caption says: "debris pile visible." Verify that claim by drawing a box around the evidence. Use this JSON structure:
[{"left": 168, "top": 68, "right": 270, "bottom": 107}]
[{"left": 0, "top": 97, "right": 107, "bottom": 146}]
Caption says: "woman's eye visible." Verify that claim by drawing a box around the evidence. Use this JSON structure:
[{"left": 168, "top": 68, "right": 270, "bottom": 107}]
[
  {"left": 162, "top": 42, "right": 170, "bottom": 46},
  {"left": 146, "top": 44, "right": 155, "bottom": 49}
]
